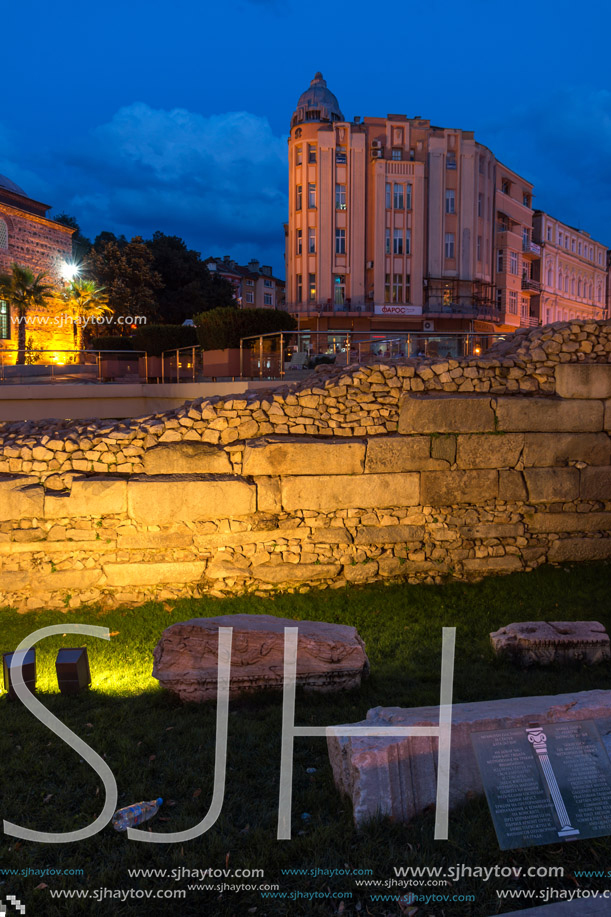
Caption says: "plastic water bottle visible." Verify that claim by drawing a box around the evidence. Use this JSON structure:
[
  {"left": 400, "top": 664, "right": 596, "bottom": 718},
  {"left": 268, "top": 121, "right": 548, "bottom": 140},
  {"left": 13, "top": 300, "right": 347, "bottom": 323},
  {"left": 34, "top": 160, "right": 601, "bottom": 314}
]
[{"left": 112, "top": 798, "right": 163, "bottom": 832}]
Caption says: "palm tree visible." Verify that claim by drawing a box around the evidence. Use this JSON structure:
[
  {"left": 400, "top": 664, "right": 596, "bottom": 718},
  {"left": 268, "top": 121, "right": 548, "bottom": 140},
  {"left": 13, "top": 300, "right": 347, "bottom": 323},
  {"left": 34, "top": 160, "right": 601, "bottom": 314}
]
[
  {"left": 0, "top": 264, "right": 52, "bottom": 364},
  {"left": 56, "top": 279, "right": 111, "bottom": 353}
]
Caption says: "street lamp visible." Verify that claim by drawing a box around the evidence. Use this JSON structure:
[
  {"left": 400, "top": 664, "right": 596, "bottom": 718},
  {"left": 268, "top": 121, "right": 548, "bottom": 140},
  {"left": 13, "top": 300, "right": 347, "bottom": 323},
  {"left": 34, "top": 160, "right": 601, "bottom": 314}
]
[{"left": 60, "top": 261, "right": 80, "bottom": 283}]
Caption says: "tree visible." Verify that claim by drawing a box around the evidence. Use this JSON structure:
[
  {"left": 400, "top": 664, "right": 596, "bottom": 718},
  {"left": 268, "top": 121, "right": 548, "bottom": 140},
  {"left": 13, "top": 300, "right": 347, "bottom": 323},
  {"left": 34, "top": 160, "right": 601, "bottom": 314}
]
[
  {"left": 88, "top": 235, "right": 162, "bottom": 332},
  {"left": 53, "top": 279, "right": 111, "bottom": 352},
  {"left": 52, "top": 213, "right": 92, "bottom": 262},
  {"left": 145, "top": 231, "right": 235, "bottom": 323},
  {"left": 0, "top": 264, "right": 53, "bottom": 364}
]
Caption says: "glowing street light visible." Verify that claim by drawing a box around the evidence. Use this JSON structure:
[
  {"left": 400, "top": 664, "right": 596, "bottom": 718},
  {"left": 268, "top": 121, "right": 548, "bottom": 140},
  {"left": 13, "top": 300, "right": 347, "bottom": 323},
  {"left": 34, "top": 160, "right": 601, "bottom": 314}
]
[{"left": 60, "top": 261, "right": 80, "bottom": 283}]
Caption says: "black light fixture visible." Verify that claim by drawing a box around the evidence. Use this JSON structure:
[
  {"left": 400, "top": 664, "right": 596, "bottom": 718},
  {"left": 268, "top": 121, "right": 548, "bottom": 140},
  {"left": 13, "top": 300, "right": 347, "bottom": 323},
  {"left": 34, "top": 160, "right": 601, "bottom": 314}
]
[
  {"left": 55, "top": 648, "right": 91, "bottom": 694},
  {"left": 3, "top": 649, "right": 36, "bottom": 700}
]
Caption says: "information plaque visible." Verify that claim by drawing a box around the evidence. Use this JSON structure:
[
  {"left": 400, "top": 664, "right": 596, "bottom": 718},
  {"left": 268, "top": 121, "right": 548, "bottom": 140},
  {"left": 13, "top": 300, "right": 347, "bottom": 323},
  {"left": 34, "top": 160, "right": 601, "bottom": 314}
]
[{"left": 471, "top": 721, "right": 611, "bottom": 850}]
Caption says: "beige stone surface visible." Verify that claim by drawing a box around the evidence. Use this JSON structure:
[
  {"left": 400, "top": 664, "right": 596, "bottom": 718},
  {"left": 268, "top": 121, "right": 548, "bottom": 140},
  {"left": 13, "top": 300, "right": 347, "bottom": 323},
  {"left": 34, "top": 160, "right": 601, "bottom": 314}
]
[
  {"left": 459, "top": 522, "right": 524, "bottom": 538},
  {"left": 250, "top": 562, "right": 340, "bottom": 583},
  {"left": 420, "top": 470, "right": 498, "bottom": 505},
  {"left": 525, "top": 512, "right": 611, "bottom": 533},
  {"left": 127, "top": 476, "right": 256, "bottom": 523},
  {"left": 548, "top": 537, "right": 611, "bottom": 562},
  {"left": 45, "top": 477, "right": 127, "bottom": 518},
  {"left": 0, "top": 477, "right": 44, "bottom": 521},
  {"left": 524, "top": 467, "right": 580, "bottom": 503},
  {"left": 522, "top": 433, "right": 610, "bottom": 467},
  {"left": 355, "top": 525, "right": 424, "bottom": 544},
  {"left": 580, "top": 467, "right": 611, "bottom": 501},
  {"left": 490, "top": 621, "right": 610, "bottom": 667},
  {"left": 256, "top": 476, "right": 282, "bottom": 513},
  {"left": 29, "top": 570, "right": 102, "bottom": 592},
  {"left": 495, "top": 396, "right": 604, "bottom": 432},
  {"left": 456, "top": 433, "right": 524, "bottom": 469},
  {"left": 399, "top": 395, "right": 495, "bottom": 433},
  {"left": 327, "top": 690, "right": 611, "bottom": 827},
  {"left": 103, "top": 561, "right": 206, "bottom": 586},
  {"left": 143, "top": 442, "right": 232, "bottom": 474},
  {"left": 555, "top": 363, "right": 611, "bottom": 400},
  {"left": 243, "top": 437, "right": 365, "bottom": 475},
  {"left": 153, "top": 614, "right": 369, "bottom": 701},
  {"left": 462, "top": 556, "right": 522, "bottom": 573},
  {"left": 280, "top": 473, "right": 419, "bottom": 512},
  {"left": 498, "top": 469, "right": 528, "bottom": 501},
  {"left": 364, "top": 436, "right": 446, "bottom": 472}
]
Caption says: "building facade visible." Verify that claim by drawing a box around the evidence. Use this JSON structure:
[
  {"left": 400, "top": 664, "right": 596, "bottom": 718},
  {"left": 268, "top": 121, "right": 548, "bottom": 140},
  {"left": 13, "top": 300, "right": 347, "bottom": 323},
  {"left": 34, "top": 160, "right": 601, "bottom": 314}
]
[
  {"left": 0, "top": 174, "right": 74, "bottom": 353},
  {"left": 204, "top": 256, "right": 285, "bottom": 310},
  {"left": 285, "top": 74, "right": 610, "bottom": 351}
]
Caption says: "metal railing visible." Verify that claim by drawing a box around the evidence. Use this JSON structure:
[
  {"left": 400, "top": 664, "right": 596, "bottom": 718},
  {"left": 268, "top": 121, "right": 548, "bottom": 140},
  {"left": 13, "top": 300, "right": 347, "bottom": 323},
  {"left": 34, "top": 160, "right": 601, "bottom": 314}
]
[{"left": 0, "top": 349, "right": 148, "bottom": 384}]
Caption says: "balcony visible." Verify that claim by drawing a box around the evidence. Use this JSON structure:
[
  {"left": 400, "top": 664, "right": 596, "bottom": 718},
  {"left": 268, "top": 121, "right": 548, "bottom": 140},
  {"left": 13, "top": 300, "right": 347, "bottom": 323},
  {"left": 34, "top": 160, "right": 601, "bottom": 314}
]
[
  {"left": 521, "top": 277, "right": 541, "bottom": 292},
  {"left": 423, "top": 302, "right": 501, "bottom": 322},
  {"left": 522, "top": 239, "right": 541, "bottom": 258},
  {"left": 520, "top": 315, "right": 540, "bottom": 328}
]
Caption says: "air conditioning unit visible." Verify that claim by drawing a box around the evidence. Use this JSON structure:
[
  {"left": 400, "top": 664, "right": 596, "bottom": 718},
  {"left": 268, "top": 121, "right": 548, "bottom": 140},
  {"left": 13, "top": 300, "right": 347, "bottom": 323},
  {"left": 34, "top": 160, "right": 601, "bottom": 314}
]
[
  {"left": 371, "top": 140, "right": 383, "bottom": 149},
  {"left": 371, "top": 150, "right": 383, "bottom": 159},
  {"left": 423, "top": 320, "right": 435, "bottom": 332}
]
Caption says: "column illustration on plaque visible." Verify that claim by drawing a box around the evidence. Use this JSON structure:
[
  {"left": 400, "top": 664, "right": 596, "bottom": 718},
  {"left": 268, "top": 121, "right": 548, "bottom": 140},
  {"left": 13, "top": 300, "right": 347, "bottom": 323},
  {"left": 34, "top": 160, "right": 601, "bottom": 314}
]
[{"left": 526, "top": 727, "right": 580, "bottom": 839}]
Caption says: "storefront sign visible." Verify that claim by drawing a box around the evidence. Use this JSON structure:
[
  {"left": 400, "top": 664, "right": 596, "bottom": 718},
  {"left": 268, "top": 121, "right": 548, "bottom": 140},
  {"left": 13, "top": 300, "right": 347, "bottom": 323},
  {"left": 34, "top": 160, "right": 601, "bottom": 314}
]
[{"left": 374, "top": 304, "right": 422, "bottom": 316}]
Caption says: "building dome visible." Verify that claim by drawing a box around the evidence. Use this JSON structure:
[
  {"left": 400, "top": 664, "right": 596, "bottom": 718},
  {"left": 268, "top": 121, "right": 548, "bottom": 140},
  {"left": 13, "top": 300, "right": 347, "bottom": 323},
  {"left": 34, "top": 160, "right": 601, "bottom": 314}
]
[
  {"left": 0, "top": 173, "right": 26, "bottom": 196},
  {"left": 291, "top": 72, "right": 344, "bottom": 128}
]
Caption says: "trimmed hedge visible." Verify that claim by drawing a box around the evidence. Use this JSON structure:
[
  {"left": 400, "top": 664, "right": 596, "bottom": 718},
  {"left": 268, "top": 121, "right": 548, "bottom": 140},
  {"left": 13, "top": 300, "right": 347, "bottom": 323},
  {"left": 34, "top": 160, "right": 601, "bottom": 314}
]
[
  {"left": 194, "top": 307, "right": 296, "bottom": 351},
  {"left": 89, "top": 336, "right": 134, "bottom": 352},
  {"left": 132, "top": 324, "right": 198, "bottom": 357}
]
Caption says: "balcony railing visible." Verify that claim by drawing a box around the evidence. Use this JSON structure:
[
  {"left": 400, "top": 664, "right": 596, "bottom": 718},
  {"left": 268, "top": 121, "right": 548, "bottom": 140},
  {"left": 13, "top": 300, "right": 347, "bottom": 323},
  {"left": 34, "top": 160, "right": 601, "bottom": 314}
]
[
  {"left": 521, "top": 277, "right": 541, "bottom": 292},
  {"left": 522, "top": 240, "right": 541, "bottom": 255}
]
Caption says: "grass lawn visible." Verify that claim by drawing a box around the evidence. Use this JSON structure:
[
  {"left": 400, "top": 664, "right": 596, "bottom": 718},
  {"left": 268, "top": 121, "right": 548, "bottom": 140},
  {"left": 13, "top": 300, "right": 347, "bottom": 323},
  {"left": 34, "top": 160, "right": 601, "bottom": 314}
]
[{"left": 1, "top": 562, "right": 610, "bottom": 916}]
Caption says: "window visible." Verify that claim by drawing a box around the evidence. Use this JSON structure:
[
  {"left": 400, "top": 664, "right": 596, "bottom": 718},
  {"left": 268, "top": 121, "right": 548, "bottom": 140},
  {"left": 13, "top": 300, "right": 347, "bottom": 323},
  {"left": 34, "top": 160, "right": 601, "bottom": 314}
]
[
  {"left": 308, "top": 273, "right": 316, "bottom": 301},
  {"left": 336, "top": 145, "right": 346, "bottom": 164},
  {"left": 446, "top": 152, "right": 456, "bottom": 170},
  {"left": 296, "top": 229, "right": 302, "bottom": 255},
  {"left": 558, "top": 271, "right": 562, "bottom": 290},
  {"left": 391, "top": 148, "right": 402, "bottom": 160},
  {"left": 565, "top": 275, "right": 569, "bottom": 293},
  {"left": 598, "top": 284, "right": 603, "bottom": 302},
  {"left": 571, "top": 238, "right": 576, "bottom": 252},
  {"left": 571, "top": 276, "right": 575, "bottom": 295},
  {"left": 296, "top": 185, "right": 302, "bottom": 210},
  {"left": 405, "top": 184, "right": 412, "bottom": 210},
  {"left": 599, "top": 252, "right": 603, "bottom": 265},
  {"left": 264, "top": 278, "right": 273, "bottom": 287},
  {"left": 333, "top": 274, "right": 345, "bottom": 306},
  {"left": 444, "top": 233, "right": 455, "bottom": 258},
  {"left": 477, "top": 193, "right": 483, "bottom": 217},
  {"left": 393, "top": 183, "right": 404, "bottom": 209},
  {"left": 0, "top": 301, "right": 9, "bottom": 339},
  {"left": 565, "top": 236, "right": 569, "bottom": 250},
  {"left": 305, "top": 110, "right": 320, "bottom": 121},
  {"left": 308, "top": 227, "right": 316, "bottom": 254},
  {"left": 547, "top": 266, "right": 553, "bottom": 286},
  {"left": 508, "top": 291, "right": 518, "bottom": 313},
  {"left": 479, "top": 154, "right": 485, "bottom": 174},
  {"left": 577, "top": 279, "right": 582, "bottom": 297},
  {"left": 335, "top": 228, "right": 346, "bottom": 255},
  {"left": 523, "top": 193, "right": 530, "bottom": 207},
  {"left": 558, "top": 231, "right": 563, "bottom": 246},
  {"left": 477, "top": 235, "right": 482, "bottom": 261},
  {"left": 385, "top": 183, "right": 391, "bottom": 209},
  {"left": 393, "top": 228, "right": 403, "bottom": 255},
  {"left": 445, "top": 189, "right": 455, "bottom": 214},
  {"left": 501, "top": 179, "right": 510, "bottom": 194},
  {"left": 546, "top": 224, "right": 552, "bottom": 242},
  {"left": 510, "top": 251, "right": 518, "bottom": 275},
  {"left": 385, "top": 228, "right": 391, "bottom": 255},
  {"left": 522, "top": 228, "right": 529, "bottom": 249},
  {"left": 246, "top": 278, "right": 254, "bottom": 286},
  {"left": 409, "top": 148, "right": 415, "bottom": 161},
  {"left": 578, "top": 241, "right": 582, "bottom": 256},
  {"left": 384, "top": 273, "right": 391, "bottom": 303},
  {"left": 405, "top": 229, "right": 411, "bottom": 255},
  {"left": 496, "top": 289, "right": 503, "bottom": 310},
  {"left": 245, "top": 291, "right": 254, "bottom": 304},
  {"left": 296, "top": 273, "right": 302, "bottom": 302},
  {"left": 497, "top": 249, "right": 503, "bottom": 272},
  {"left": 392, "top": 273, "right": 402, "bottom": 302},
  {"left": 521, "top": 297, "right": 529, "bottom": 318},
  {"left": 295, "top": 146, "right": 302, "bottom": 165},
  {"left": 0, "top": 219, "right": 7, "bottom": 250},
  {"left": 405, "top": 274, "right": 411, "bottom": 302},
  {"left": 308, "top": 143, "right": 316, "bottom": 163},
  {"left": 335, "top": 184, "right": 346, "bottom": 210},
  {"left": 308, "top": 184, "right": 316, "bottom": 208},
  {"left": 264, "top": 293, "right": 273, "bottom": 306}
]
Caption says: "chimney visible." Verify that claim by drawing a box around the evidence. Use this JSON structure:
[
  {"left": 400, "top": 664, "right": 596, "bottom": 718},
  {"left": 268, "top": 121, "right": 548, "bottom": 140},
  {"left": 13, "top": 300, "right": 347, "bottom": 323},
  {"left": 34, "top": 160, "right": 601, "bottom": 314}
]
[
  {"left": 261, "top": 265, "right": 272, "bottom": 276},
  {"left": 248, "top": 259, "right": 260, "bottom": 272}
]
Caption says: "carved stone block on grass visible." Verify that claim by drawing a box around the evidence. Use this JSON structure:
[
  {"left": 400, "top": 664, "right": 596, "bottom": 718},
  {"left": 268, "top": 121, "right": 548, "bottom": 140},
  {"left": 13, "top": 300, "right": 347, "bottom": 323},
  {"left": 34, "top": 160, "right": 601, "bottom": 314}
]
[
  {"left": 153, "top": 614, "right": 369, "bottom": 702},
  {"left": 490, "top": 621, "right": 610, "bottom": 667}
]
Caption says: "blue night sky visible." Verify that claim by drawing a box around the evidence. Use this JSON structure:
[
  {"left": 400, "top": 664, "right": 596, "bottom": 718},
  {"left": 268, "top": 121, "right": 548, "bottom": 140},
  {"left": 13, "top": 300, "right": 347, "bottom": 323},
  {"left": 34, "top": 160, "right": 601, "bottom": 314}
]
[{"left": 1, "top": 0, "right": 610, "bottom": 277}]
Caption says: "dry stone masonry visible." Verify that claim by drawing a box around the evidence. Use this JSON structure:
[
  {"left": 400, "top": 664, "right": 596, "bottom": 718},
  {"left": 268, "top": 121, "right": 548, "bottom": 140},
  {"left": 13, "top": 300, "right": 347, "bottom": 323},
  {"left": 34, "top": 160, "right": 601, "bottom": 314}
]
[{"left": 0, "top": 320, "right": 609, "bottom": 610}]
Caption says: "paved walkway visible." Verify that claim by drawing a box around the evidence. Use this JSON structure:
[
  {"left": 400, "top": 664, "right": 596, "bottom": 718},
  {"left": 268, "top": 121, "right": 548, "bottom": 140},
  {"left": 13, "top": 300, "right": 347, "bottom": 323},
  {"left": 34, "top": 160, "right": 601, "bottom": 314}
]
[{"left": 496, "top": 897, "right": 609, "bottom": 915}]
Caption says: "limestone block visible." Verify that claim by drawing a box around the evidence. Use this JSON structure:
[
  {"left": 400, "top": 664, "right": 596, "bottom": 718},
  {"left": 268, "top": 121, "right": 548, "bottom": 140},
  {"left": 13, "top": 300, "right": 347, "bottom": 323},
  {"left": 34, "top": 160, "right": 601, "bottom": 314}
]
[
  {"left": 430, "top": 434, "right": 456, "bottom": 464},
  {"left": 117, "top": 531, "right": 194, "bottom": 549},
  {"left": 307, "top": 528, "right": 353, "bottom": 545},
  {"left": 0, "top": 477, "right": 44, "bottom": 521},
  {"left": 355, "top": 525, "right": 424, "bottom": 544},
  {"left": 490, "top": 621, "right": 610, "bottom": 667},
  {"left": 399, "top": 395, "right": 495, "bottom": 434},
  {"left": 364, "top": 436, "right": 446, "bottom": 472},
  {"left": 127, "top": 476, "right": 256, "bottom": 524},
  {"left": 280, "top": 473, "right": 419, "bottom": 512},
  {"left": 143, "top": 443, "right": 232, "bottom": 475},
  {"left": 548, "top": 537, "right": 611, "bottom": 563},
  {"left": 250, "top": 562, "right": 340, "bottom": 583},
  {"left": 580, "top": 467, "right": 611, "bottom": 501},
  {"left": 498, "top": 469, "right": 528, "bottom": 502},
  {"left": 523, "top": 467, "right": 579, "bottom": 503},
  {"left": 420, "top": 470, "right": 498, "bottom": 505},
  {"left": 522, "top": 433, "right": 610, "bottom": 468},
  {"left": 462, "top": 556, "right": 522, "bottom": 574},
  {"left": 525, "top": 512, "right": 611, "bottom": 534},
  {"left": 456, "top": 433, "right": 524, "bottom": 469},
  {"left": 153, "top": 614, "right": 369, "bottom": 701},
  {"left": 45, "top": 477, "right": 127, "bottom": 519},
  {"left": 243, "top": 437, "right": 365, "bottom": 475},
  {"left": 28, "top": 570, "right": 102, "bottom": 592},
  {"left": 194, "top": 526, "right": 307, "bottom": 550},
  {"left": 256, "top": 476, "right": 282, "bottom": 513},
  {"left": 605, "top": 399, "right": 611, "bottom": 432},
  {"left": 103, "top": 561, "right": 206, "bottom": 586},
  {"left": 494, "top": 397, "right": 603, "bottom": 432},
  {"left": 327, "top": 690, "right": 611, "bottom": 827},
  {"left": 459, "top": 523, "right": 524, "bottom": 539},
  {"left": 555, "top": 363, "right": 611, "bottom": 400},
  {"left": 0, "top": 571, "right": 30, "bottom": 591}
]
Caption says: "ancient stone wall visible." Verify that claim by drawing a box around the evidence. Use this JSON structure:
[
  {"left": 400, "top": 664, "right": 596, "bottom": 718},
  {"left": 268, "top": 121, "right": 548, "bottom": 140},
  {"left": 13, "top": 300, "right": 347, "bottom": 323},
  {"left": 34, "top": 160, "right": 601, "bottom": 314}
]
[{"left": 0, "top": 320, "right": 610, "bottom": 611}]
